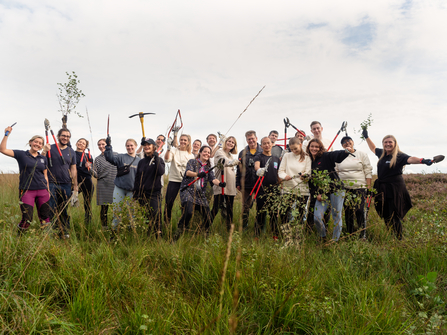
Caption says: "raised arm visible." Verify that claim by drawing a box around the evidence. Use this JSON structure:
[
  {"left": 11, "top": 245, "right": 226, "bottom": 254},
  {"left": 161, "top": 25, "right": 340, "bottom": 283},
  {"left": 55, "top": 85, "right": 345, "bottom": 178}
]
[
  {"left": 0, "top": 127, "right": 15, "bottom": 158},
  {"left": 362, "top": 129, "right": 376, "bottom": 153}
]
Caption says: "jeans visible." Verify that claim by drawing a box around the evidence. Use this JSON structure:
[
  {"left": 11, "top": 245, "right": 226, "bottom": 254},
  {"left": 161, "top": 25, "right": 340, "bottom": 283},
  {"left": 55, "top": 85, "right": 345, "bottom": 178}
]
[
  {"left": 112, "top": 186, "right": 134, "bottom": 230},
  {"left": 49, "top": 183, "right": 72, "bottom": 234},
  {"left": 315, "top": 191, "right": 345, "bottom": 241}
]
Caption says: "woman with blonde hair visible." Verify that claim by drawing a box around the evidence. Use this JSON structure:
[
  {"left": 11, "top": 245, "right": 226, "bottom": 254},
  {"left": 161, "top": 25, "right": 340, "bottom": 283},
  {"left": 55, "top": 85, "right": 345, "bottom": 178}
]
[
  {"left": 0, "top": 127, "right": 51, "bottom": 233},
  {"left": 211, "top": 136, "right": 239, "bottom": 231},
  {"left": 164, "top": 133, "right": 195, "bottom": 225},
  {"left": 363, "top": 130, "right": 439, "bottom": 239}
]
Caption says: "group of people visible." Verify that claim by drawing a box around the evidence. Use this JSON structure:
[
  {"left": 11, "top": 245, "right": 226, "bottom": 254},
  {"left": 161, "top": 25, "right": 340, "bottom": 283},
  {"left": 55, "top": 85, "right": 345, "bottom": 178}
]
[{"left": 0, "top": 119, "right": 439, "bottom": 242}]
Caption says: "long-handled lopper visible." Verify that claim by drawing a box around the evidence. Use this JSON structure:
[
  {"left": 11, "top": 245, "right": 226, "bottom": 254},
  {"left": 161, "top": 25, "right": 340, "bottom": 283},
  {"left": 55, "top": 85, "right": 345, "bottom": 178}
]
[
  {"left": 327, "top": 121, "right": 347, "bottom": 151},
  {"left": 4, "top": 122, "right": 17, "bottom": 136},
  {"left": 250, "top": 157, "right": 272, "bottom": 200},
  {"left": 167, "top": 109, "right": 183, "bottom": 140},
  {"left": 129, "top": 112, "right": 156, "bottom": 137},
  {"left": 180, "top": 159, "right": 224, "bottom": 192},
  {"left": 44, "top": 119, "right": 65, "bottom": 165}
]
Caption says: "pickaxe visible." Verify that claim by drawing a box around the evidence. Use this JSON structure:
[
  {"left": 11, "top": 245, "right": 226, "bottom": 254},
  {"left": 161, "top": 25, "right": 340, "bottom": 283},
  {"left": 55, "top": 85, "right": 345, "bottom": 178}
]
[{"left": 129, "top": 112, "right": 156, "bottom": 137}]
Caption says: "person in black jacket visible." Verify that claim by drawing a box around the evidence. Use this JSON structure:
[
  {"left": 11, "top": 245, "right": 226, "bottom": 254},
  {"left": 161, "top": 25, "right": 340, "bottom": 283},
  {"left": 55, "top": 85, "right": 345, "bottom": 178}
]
[
  {"left": 307, "top": 138, "right": 353, "bottom": 242},
  {"left": 75, "top": 138, "right": 94, "bottom": 225},
  {"left": 363, "top": 131, "right": 436, "bottom": 239},
  {"left": 133, "top": 138, "right": 165, "bottom": 237},
  {"left": 236, "top": 130, "right": 263, "bottom": 229},
  {"left": 254, "top": 137, "right": 281, "bottom": 235}
]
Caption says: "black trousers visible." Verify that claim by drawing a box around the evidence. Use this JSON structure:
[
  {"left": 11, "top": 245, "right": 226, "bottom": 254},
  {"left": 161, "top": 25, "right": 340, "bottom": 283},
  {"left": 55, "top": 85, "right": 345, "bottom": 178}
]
[
  {"left": 241, "top": 188, "right": 257, "bottom": 229},
  {"left": 211, "top": 194, "right": 235, "bottom": 231},
  {"left": 177, "top": 201, "right": 212, "bottom": 235},
  {"left": 382, "top": 198, "right": 403, "bottom": 240},
  {"left": 344, "top": 188, "right": 367, "bottom": 235},
  {"left": 165, "top": 181, "right": 181, "bottom": 223},
  {"left": 79, "top": 176, "right": 94, "bottom": 225},
  {"left": 138, "top": 193, "right": 162, "bottom": 236},
  {"left": 100, "top": 204, "right": 109, "bottom": 227},
  {"left": 256, "top": 189, "right": 281, "bottom": 236}
]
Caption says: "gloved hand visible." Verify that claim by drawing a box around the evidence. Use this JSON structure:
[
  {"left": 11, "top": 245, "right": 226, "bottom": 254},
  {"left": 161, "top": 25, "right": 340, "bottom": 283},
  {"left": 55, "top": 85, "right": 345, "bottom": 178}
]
[
  {"left": 70, "top": 191, "right": 79, "bottom": 207},
  {"left": 304, "top": 135, "right": 312, "bottom": 141},
  {"left": 420, "top": 158, "right": 433, "bottom": 166},
  {"left": 256, "top": 168, "right": 266, "bottom": 177},
  {"left": 153, "top": 151, "right": 159, "bottom": 159},
  {"left": 172, "top": 126, "right": 181, "bottom": 137},
  {"left": 219, "top": 182, "right": 226, "bottom": 188},
  {"left": 226, "top": 159, "right": 239, "bottom": 167},
  {"left": 197, "top": 171, "right": 207, "bottom": 178},
  {"left": 167, "top": 137, "right": 173, "bottom": 150},
  {"left": 362, "top": 129, "right": 369, "bottom": 139},
  {"left": 106, "top": 136, "right": 112, "bottom": 146}
]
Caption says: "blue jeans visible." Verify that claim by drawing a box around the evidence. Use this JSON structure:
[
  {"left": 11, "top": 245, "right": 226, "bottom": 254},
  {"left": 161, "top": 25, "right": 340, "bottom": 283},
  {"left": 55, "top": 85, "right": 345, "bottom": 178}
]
[
  {"left": 314, "top": 191, "right": 345, "bottom": 241},
  {"left": 112, "top": 186, "right": 134, "bottom": 229},
  {"left": 49, "top": 183, "right": 72, "bottom": 234}
]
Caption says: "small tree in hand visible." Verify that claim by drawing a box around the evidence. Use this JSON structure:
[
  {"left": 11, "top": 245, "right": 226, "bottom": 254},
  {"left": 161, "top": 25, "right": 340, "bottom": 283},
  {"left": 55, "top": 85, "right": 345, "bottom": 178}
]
[{"left": 57, "top": 71, "right": 85, "bottom": 129}]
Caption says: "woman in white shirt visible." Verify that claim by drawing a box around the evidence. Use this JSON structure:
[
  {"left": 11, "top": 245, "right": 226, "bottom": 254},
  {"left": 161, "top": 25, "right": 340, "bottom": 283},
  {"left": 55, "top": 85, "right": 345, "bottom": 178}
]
[
  {"left": 278, "top": 137, "right": 311, "bottom": 245},
  {"left": 335, "top": 136, "right": 373, "bottom": 237},
  {"left": 164, "top": 134, "right": 195, "bottom": 225}
]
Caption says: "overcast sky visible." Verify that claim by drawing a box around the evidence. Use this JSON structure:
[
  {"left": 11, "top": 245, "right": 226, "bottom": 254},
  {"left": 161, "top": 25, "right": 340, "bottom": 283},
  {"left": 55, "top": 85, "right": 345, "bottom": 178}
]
[{"left": 1, "top": 0, "right": 446, "bottom": 174}]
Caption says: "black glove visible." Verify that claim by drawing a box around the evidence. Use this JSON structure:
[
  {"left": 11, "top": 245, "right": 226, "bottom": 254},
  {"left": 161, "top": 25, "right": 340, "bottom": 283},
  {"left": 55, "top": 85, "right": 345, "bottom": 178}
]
[
  {"left": 153, "top": 151, "right": 159, "bottom": 158},
  {"left": 421, "top": 158, "right": 433, "bottom": 166},
  {"left": 362, "top": 129, "right": 369, "bottom": 139},
  {"left": 219, "top": 182, "right": 226, "bottom": 188},
  {"left": 197, "top": 172, "right": 206, "bottom": 178},
  {"left": 106, "top": 135, "right": 112, "bottom": 146}
]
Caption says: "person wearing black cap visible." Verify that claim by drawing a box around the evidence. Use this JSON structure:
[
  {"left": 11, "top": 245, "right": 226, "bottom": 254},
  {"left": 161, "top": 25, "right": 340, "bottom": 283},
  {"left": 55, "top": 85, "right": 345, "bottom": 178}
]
[
  {"left": 335, "top": 136, "right": 372, "bottom": 238},
  {"left": 133, "top": 137, "right": 165, "bottom": 237}
]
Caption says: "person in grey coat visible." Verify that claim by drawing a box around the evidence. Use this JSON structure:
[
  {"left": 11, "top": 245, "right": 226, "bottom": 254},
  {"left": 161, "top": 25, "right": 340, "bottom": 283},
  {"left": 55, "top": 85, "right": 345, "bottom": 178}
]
[
  {"left": 104, "top": 136, "right": 141, "bottom": 230},
  {"left": 89, "top": 138, "right": 117, "bottom": 229}
]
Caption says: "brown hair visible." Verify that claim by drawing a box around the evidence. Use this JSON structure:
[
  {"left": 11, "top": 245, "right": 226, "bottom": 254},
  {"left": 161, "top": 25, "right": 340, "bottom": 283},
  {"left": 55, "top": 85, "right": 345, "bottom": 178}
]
[
  {"left": 310, "top": 121, "right": 321, "bottom": 128},
  {"left": 97, "top": 138, "right": 106, "bottom": 145},
  {"left": 306, "top": 138, "right": 326, "bottom": 159},
  {"left": 76, "top": 138, "right": 89, "bottom": 148},
  {"left": 206, "top": 134, "right": 217, "bottom": 141},
  {"left": 289, "top": 137, "right": 305, "bottom": 162},
  {"left": 224, "top": 136, "right": 238, "bottom": 154},
  {"left": 245, "top": 130, "right": 257, "bottom": 138},
  {"left": 380, "top": 135, "right": 401, "bottom": 168}
]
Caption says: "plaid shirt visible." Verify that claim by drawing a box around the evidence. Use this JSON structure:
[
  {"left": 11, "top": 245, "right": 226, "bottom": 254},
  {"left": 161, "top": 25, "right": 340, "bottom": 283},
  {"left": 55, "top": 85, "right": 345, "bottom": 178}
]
[{"left": 180, "top": 159, "right": 215, "bottom": 206}]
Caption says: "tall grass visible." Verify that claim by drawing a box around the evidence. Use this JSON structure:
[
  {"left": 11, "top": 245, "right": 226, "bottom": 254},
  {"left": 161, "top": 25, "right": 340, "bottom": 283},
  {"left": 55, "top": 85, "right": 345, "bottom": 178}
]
[{"left": 0, "top": 173, "right": 446, "bottom": 334}]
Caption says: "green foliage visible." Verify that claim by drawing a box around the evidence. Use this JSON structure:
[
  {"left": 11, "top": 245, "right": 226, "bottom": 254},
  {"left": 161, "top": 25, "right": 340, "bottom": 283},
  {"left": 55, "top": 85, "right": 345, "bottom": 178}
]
[
  {"left": 356, "top": 113, "right": 374, "bottom": 140},
  {"left": 57, "top": 71, "right": 85, "bottom": 118},
  {"left": 0, "top": 173, "right": 447, "bottom": 333}
]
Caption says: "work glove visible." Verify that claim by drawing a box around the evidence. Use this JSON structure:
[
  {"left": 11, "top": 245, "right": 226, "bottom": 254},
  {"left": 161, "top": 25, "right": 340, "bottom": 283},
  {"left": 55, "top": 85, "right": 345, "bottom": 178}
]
[
  {"left": 197, "top": 171, "right": 207, "bottom": 178},
  {"left": 70, "top": 191, "right": 79, "bottom": 207},
  {"left": 218, "top": 182, "right": 226, "bottom": 188},
  {"left": 106, "top": 135, "right": 112, "bottom": 146},
  {"left": 420, "top": 158, "right": 433, "bottom": 166},
  {"left": 167, "top": 137, "right": 173, "bottom": 150},
  {"left": 256, "top": 168, "right": 266, "bottom": 177},
  {"left": 153, "top": 151, "right": 159, "bottom": 159},
  {"left": 304, "top": 135, "right": 312, "bottom": 141},
  {"left": 172, "top": 126, "right": 181, "bottom": 137},
  {"left": 226, "top": 159, "right": 239, "bottom": 167},
  {"left": 362, "top": 129, "right": 369, "bottom": 139}
]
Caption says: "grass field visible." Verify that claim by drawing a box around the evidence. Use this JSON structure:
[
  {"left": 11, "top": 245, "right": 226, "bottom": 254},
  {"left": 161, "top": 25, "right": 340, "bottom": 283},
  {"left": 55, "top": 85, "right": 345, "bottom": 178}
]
[{"left": 0, "top": 172, "right": 446, "bottom": 334}]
